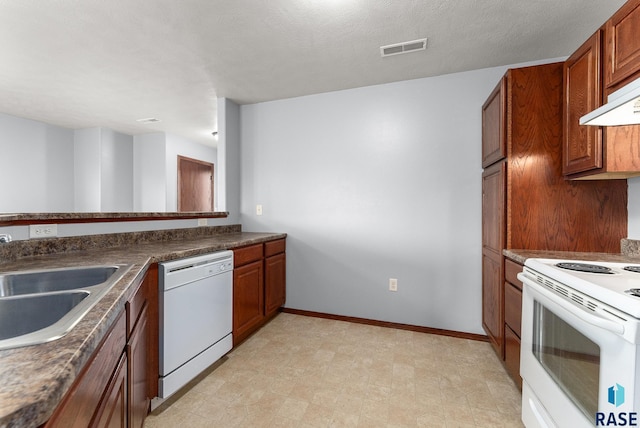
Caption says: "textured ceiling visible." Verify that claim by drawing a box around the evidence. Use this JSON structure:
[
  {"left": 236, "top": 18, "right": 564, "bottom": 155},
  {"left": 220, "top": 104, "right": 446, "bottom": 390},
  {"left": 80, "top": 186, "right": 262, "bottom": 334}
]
[{"left": 0, "top": 0, "right": 627, "bottom": 146}]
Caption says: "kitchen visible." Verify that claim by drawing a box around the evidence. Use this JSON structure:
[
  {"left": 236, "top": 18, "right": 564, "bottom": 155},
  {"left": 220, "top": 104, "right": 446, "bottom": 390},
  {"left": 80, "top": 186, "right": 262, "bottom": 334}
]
[{"left": 1, "top": 1, "right": 640, "bottom": 427}]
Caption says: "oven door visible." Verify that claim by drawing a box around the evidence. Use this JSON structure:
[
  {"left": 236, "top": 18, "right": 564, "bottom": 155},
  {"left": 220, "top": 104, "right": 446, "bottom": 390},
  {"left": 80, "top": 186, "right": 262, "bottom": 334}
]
[{"left": 520, "top": 275, "right": 639, "bottom": 428}]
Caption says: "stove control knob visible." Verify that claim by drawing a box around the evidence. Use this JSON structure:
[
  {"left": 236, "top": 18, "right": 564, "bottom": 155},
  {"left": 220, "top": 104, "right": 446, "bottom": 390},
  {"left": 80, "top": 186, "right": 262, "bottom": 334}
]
[{"left": 625, "top": 288, "right": 640, "bottom": 297}]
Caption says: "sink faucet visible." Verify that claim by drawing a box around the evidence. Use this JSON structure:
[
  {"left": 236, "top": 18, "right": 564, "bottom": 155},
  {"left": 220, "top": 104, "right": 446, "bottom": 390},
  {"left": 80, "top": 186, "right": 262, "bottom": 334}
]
[{"left": 0, "top": 234, "right": 12, "bottom": 243}]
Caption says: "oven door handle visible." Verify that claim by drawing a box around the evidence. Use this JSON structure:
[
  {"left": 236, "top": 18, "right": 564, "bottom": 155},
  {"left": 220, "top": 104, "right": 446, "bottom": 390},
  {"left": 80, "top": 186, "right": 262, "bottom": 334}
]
[{"left": 522, "top": 276, "right": 625, "bottom": 335}]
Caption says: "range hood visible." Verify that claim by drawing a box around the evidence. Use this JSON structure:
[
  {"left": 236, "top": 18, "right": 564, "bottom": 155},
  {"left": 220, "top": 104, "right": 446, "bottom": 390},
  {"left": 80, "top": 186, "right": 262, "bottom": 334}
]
[{"left": 580, "top": 77, "right": 640, "bottom": 126}]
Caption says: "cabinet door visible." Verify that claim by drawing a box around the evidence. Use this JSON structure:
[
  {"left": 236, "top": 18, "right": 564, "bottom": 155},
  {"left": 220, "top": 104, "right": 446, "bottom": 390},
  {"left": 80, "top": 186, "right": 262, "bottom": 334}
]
[
  {"left": 128, "top": 303, "right": 149, "bottom": 428},
  {"left": 504, "top": 326, "right": 522, "bottom": 390},
  {"left": 126, "top": 264, "right": 158, "bottom": 407},
  {"left": 482, "top": 161, "right": 505, "bottom": 253},
  {"left": 482, "top": 78, "right": 506, "bottom": 167},
  {"left": 45, "top": 312, "right": 127, "bottom": 428},
  {"left": 563, "top": 31, "right": 603, "bottom": 176},
  {"left": 91, "top": 354, "right": 127, "bottom": 428},
  {"left": 265, "top": 253, "right": 286, "bottom": 317},
  {"left": 605, "top": 0, "right": 640, "bottom": 89},
  {"left": 482, "top": 161, "right": 506, "bottom": 357},
  {"left": 233, "top": 260, "right": 264, "bottom": 345}
]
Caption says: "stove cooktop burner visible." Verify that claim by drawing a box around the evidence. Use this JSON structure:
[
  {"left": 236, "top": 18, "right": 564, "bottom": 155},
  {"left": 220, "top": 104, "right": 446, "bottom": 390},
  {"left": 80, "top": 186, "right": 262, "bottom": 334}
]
[
  {"left": 624, "top": 266, "right": 640, "bottom": 274},
  {"left": 555, "top": 262, "right": 614, "bottom": 274}
]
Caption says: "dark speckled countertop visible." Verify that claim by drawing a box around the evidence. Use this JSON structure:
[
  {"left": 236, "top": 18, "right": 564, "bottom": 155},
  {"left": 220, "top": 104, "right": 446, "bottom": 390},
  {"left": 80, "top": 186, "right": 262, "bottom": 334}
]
[
  {"left": 504, "top": 239, "right": 640, "bottom": 265},
  {"left": 0, "top": 228, "right": 286, "bottom": 428}
]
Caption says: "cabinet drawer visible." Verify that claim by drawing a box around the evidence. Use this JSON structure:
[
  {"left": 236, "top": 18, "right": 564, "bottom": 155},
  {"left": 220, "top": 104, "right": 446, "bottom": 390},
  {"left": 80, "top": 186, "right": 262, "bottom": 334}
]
[
  {"left": 126, "top": 278, "right": 148, "bottom": 337},
  {"left": 504, "top": 259, "right": 523, "bottom": 290},
  {"left": 233, "top": 244, "right": 263, "bottom": 267},
  {"left": 504, "top": 282, "right": 522, "bottom": 338},
  {"left": 264, "top": 239, "right": 286, "bottom": 257}
]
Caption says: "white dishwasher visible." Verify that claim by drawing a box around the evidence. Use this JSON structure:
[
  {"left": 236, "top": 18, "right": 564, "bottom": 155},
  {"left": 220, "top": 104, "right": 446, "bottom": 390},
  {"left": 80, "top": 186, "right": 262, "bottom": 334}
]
[{"left": 157, "top": 250, "right": 233, "bottom": 399}]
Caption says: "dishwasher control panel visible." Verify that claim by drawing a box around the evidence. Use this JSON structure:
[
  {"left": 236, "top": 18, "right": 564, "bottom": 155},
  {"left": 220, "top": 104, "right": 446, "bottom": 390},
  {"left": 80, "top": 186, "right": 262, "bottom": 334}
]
[{"left": 160, "top": 250, "right": 234, "bottom": 291}]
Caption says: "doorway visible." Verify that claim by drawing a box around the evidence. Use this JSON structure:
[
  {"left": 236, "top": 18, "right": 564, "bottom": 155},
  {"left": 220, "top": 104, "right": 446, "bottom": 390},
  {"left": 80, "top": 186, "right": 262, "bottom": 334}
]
[{"left": 177, "top": 155, "right": 214, "bottom": 212}]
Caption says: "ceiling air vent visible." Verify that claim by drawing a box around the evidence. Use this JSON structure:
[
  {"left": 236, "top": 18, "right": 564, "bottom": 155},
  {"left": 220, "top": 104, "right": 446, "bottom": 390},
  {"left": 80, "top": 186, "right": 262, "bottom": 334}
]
[
  {"left": 136, "top": 117, "right": 161, "bottom": 124},
  {"left": 380, "top": 38, "right": 428, "bottom": 57}
]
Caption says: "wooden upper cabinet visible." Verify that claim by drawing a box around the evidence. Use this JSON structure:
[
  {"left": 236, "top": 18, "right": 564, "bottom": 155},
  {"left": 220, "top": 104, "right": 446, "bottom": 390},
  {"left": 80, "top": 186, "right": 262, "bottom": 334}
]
[
  {"left": 482, "top": 79, "right": 506, "bottom": 168},
  {"left": 563, "top": 31, "right": 603, "bottom": 176},
  {"left": 604, "top": 0, "right": 640, "bottom": 90},
  {"left": 562, "top": 0, "right": 640, "bottom": 179}
]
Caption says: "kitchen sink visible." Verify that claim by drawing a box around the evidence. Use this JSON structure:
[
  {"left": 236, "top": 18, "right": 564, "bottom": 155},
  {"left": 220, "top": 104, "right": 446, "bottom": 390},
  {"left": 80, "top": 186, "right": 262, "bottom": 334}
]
[
  {"left": 0, "top": 292, "right": 89, "bottom": 340},
  {"left": 0, "top": 266, "right": 119, "bottom": 297},
  {"left": 0, "top": 264, "right": 132, "bottom": 351}
]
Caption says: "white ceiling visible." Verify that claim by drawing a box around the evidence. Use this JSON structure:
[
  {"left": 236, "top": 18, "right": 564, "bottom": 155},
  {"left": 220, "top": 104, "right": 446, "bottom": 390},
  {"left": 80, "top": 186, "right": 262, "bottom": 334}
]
[{"left": 0, "top": 0, "right": 627, "bottom": 146}]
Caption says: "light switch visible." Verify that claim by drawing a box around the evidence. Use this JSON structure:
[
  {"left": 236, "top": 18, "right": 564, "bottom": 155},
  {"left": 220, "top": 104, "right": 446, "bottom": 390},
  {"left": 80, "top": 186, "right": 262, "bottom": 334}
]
[{"left": 256, "top": 204, "right": 263, "bottom": 215}]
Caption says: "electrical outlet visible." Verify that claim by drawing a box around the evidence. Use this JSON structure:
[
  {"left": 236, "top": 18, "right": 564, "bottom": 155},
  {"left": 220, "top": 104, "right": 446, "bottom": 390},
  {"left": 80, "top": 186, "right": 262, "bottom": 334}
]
[
  {"left": 197, "top": 218, "right": 207, "bottom": 226},
  {"left": 29, "top": 224, "right": 58, "bottom": 239},
  {"left": 256, "top": 204, "right": 263, "bottom": 215},
  {"left": 389, "top": 278, "right": 398, "bottom": 292}
]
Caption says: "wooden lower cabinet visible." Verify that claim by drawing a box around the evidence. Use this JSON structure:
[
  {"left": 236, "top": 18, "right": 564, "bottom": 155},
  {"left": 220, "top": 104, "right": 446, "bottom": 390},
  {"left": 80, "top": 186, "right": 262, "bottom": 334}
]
[
  {"left": 91, "top": 353, "right": 127, "bottom": 428},
  {"left": 233, "top": 259, "right": 265, "bottom": 345},
  {"left": 45, "top": 312, "right": 127, "bottom": 428},
  {"left": 233, "top": 239, "right": 286, "bottom": 346},
  {"left": 46, "top": 265, "right": 158, "bottom": 428},
  {"left": 265, "top": 252, "right": 286, "bottom": 318},
  {"left": 482, "top": 253, "right": 503, "bottom": 357},
  {"left": 128, "top": 304, "right": 149, "bottom": 428}
]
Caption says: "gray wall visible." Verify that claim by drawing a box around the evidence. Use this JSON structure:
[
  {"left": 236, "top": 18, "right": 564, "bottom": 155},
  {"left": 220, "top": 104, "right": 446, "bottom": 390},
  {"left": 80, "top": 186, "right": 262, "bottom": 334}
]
[
  {"left": 74, "top": 127, "right": 134, "bottom": 212},
  {"left": 239, "top": 64, "right": 547, "bottom": 334},
  {"left": 0, "top": 113, "right": 74, "bottom": 212},
  {"left": 218, "top": 98, "right": 241, "bottom": 224}
]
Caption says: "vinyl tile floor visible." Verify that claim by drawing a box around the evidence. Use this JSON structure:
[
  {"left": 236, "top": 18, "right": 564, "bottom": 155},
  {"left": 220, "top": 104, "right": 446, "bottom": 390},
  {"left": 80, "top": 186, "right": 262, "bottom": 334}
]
[{"left": 144, "top": 313, "right": 523, "bottom": 428}]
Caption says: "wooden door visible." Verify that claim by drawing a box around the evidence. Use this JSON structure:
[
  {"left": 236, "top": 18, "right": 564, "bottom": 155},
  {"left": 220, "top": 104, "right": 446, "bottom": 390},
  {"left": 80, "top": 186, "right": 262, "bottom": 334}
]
[
  {"left": 127, "top": 304, "right": 149, "bottom": 428},
  {"left": 90, "top": 354, "right": 127, "bottom": 428},
  {"left": 605, "top": 0, "right": 640, "bottom": 90},
  {"left": 265, "top": 253, "right": 286, "bottom": 317},
  {"left": 177, "top": 156, "right": 213, "bottom": 212},
  {"left": 563, "top": 31, "right": 603, "bottom": 176},
  {"left": 482, "top": 78, "right": 506, "bottom": 167},
  {"left": 482, "top": 161, "right": 506, "bottom": 358},
  {"left": 233, "top": 260, "right": 264, "bottom": 345}
]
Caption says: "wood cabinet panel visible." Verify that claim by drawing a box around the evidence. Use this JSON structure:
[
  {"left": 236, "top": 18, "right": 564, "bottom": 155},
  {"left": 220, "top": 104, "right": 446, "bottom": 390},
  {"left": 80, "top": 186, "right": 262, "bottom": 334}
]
[
  {"left": 504, "top": 326, "right": 522, "bottom": 390},
  {"left": 45, "top": 312, "right": 126, "bottom": 428},
  {"left": 605, "top": 0, "right": 640, "bottom": 89},
  {"left": 482, "top": 150, "right": 505, "bottom": 358},
  {"left": 128, "top": 303, "right": 149, "bottom": 428},
  {"left": 265, "top": 252, "right": 286, "bottom": 318},
  {"left": 264, "top": 239, "right": 286, "bottom": 257},
  {"left": 126, "top": 281, "right": 147, "bottom": 337},
  {"left": 233, "top": 244, "right": 263, "bottom": 267},
  {"left": 90, "top": 353, "right": 127, "bottom": 428},
  {"left": 143, "top": 265, "right": 159, "bottom": 401},
  {"left": 509, "top": 63, "right": 626, "bottom": 253},
  {"left": 482, "top": 161, "right": 506, "bottom": 253},
  {"left": 482, "top": 253, "right": 503, "bottom": 357},
  {"left": 233, "top": 260, "right": 265, "bottom": 345},
  {"left": 504, "top": 259, "right": 523, "bottom": 291},
  {"left": 563, "top": 31, "right": 603, "bottom": 176},
  {"left": 504, "top": 282, "right": 522, "bottom": 338},
  {"left": 482, "top": 79, "right": 506, "bottom": 167}
]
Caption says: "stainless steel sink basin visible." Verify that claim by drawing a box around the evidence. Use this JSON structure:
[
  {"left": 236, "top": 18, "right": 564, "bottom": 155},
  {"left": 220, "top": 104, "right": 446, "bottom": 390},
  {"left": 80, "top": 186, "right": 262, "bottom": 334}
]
[
  {"left": 0, "top": 292, "right": 89, "bottom": 340},
  {"left": 0, "top": 264, "right": 132, "bottom": 350},
  {"left": 0, "top": 266, "right": 119, "bottom": 296}
]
